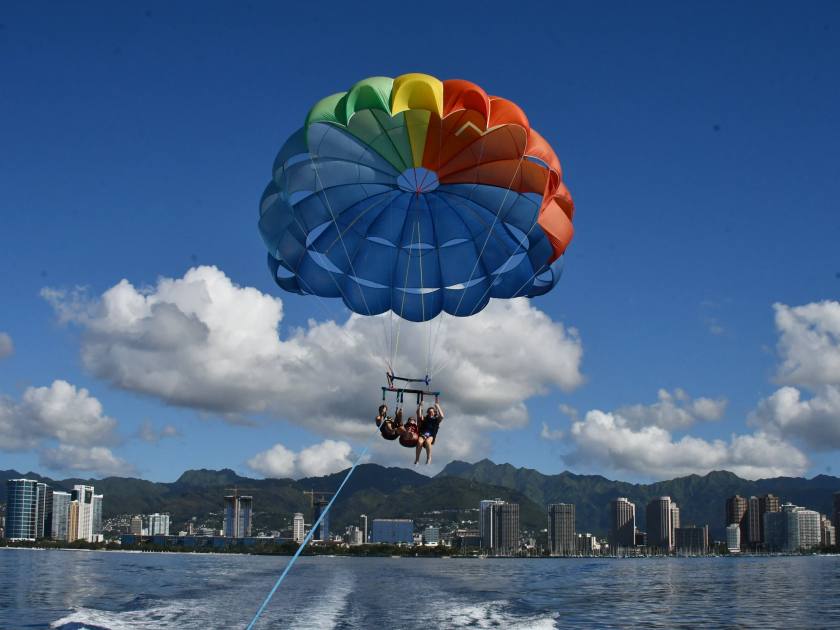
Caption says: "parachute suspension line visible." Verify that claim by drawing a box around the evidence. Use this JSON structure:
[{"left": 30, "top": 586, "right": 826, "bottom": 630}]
[
  {"left": 309, "top": 154, "right": 392, "bottom": 366},
  {"left": 465, "top": 194, "right": 551, "bottom": 319},
  {"left": 450, "top": 148, "right": 527, "bottom": 318},
  {"left": 245, "top": 429, "right": 380, "bottom": 630},
  {"left": 391, "top": 217, "right": 419, "bottom": 374},
  {"left": 415, "top": 218, "right": 432, "bottom": 378}
]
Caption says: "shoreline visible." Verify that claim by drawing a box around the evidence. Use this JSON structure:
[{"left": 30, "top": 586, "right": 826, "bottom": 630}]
[{"left": 2, "top": 545, "right": 837, "bottom": 560}]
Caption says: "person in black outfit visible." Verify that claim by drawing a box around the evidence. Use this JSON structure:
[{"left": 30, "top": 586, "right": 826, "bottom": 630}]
[
  {"left": 415, "top": 401, "right": 444, "bottom": 465},
  {"left": 375, "top": 404, "right": 404, "bottom": 440}
]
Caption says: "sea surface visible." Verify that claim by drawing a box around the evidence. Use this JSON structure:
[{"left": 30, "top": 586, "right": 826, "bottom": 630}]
[{"left": 1, "top": 549, "right": 839, "bottom": 629}]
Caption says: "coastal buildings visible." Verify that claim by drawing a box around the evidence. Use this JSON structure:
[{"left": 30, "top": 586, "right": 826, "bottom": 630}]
[
  {"left": 51, "top": 491, "right": 71, "bottom": 541},
  {"left": 479, "top": 500, "right": 519, "bottom": 555},
  {"left": 834, "top": 492, "right": 840, "bottom": 531},
  {"left": 646, "top": 497, "right": 673, "bottom": 552},
  {"left": 820, "top": 515, "right": 836, "bottom": 547},
  {"left": 423, "top": 526, "right": 440, "bottom": 546},
  {"left": 575, "top": 533, "right": 599, "bottom": 555},
  {"left": 370, "top": 519, "right": 413, "bottom": 544},
  {"left": 610, "top": 498, "right": 636, "bottom": 550},
  {"left": 35, "top": 483, "right": 52, "bottom": 539},
  {"left": 223, "top": 494, "right": 253, "bottom": 538},
  {"left": 292, "top": 513, "right": 305, "bottom": 543},
  {"left": 548, "top": 503, "right": 576, "bottom": 556},
  {"left": 745, "top": 494, "right": 780, "bottom": 549},
  {"left": 764, "top": 503, "right": 821, "bottom": 552},
  {"left": 360, "top": 514, "right": 368, "bottom": 544},
  {"left": 5, "top": 479, "right": 38, "bottom": 541},
  {"left": 149, "top": 513, "right": 170, "bottom": 536},
  {"left": 674, "top": 525, "right": 709, "bottom": 554},
  {"left": 726, "top": 524, "right": 741, "bottom": 553},
  {"left": 726, "top": 495, "right": 748, "bottom": 550},
  {"left": 130, "top": 515, "right": 143, "bottom": 535}
]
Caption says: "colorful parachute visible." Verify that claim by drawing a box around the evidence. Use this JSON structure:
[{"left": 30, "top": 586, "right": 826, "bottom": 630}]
[{"left": 259, "top": 73, "right": 575, "bottom": 322}]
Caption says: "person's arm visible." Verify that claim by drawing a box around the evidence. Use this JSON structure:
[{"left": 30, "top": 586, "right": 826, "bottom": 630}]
[
  {"left": 416, "top": 405, "right": 423, "bottom": 426},
  {"left": 435, "top": 402, "right": 444, "bottom": 420},
  {"left": 395, "top": 408, "right": 403, "bottom": 424}
]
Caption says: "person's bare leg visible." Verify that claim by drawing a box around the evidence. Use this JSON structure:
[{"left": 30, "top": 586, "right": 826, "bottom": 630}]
[
  {"left": 425, "top": 438, "right": 434, "bottom": 464},
  {"left": 414, "top": 437, "right": 424, "bottom": 465}
]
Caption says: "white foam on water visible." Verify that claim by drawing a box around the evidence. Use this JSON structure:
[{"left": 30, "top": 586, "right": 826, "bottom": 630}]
[
  {"left": 440, "top": 599, "right": 558, "bottom": 629},
  {"left": 50, "top": 600, "right": 202, "bottom": 630}
]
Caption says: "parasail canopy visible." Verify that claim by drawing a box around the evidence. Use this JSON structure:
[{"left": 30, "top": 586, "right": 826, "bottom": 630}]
[{"left": 259, "top": 73, "right": 575, "bottom": 323}]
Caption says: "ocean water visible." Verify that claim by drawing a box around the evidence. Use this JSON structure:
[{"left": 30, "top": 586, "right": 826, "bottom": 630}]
[{"left": 1, "top": 549, "right": 839, "bottom": 629}]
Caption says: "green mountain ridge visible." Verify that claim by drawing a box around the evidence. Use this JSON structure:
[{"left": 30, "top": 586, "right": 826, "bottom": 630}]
[{"left": 2, "top": 462, "right": 837, "bottom": 539}]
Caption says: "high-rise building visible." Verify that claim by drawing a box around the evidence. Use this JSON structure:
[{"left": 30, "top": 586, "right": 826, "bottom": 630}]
[
  {"left": 610, "top": 498, "right": 636, "bottom": 550},
  {"left": 820, "top": 515, "right": 836, "bottom": 547},
  {"left": 293, "top": 513, "right": 305, "bottom": 543},
  {"left": 646, "top": 497, "right": 672, "bottom": 552},
  {"left": 764, "top": 503, "right": 820, "bottom": 552},
  {"left": 493, "top": 503, "right": 520, "bottom": 555},
  {"left": 130, "top": 515, "right": 143, "bottom": 535},
  {"left": 35, "top": 483, "right": 53, "bottom": 539},
  {"left": 479, "top": 499, "right": 505, "bottom": 549},
  {"left": 575, "top": 533, "right": 599, "bottom": 555},
  {"left": 223, "top": 494, "right": 253, "bottom": 538},
  {"left": 72, "top": 485, "right": 96, "bottom": 542},
  {"left": 423, "top": 526, "right": 440, "bottom": 546},
  {"left": 726, "top": 524, "right": 741, "bottom": 553},
  {"left": 149, "top": 513, "right": 170, "bottom": 536},
  {"left": 746, "top": 494, "right": 780, "bottom": 548},
  {"left": 548, "top": 503, "right": 576, "bottom": 556},
  {"left": 360, "top": 514, "right": 368, "bottom": 544},
  {"left": 67, "top": 500, "right": 80, "bottom": 542},
  {"left": 674, "top": 525, "right": 709, "bottom": 554},
  {"left": 797, "top": 508, "right": 820, "bottom": 550},
  {"left": 51, "top": 492, "right": 71, "bottom": 541},
  {"left": 670, "top": 503, "right": 680, "bottom": 550},
  {"left": 312, "top": 498, "right": 330, "bottom": 541},
  {"left": 371, "top": 519, "right": 414, "bottom": 544},
  {"left": 833, "top": 492, "right": 840, "bottom": 531},
  {"left": 726, "top": 495, "right": 748, "bottom": 550},
  {"left": 5, "top": 479, "right": 38, "bottom": 541},
  {"left": 92, "top": 494, "right": 103, "bottom": 539}
]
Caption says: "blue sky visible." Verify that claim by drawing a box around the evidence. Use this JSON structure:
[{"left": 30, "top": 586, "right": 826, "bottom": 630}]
[{"left": 2, "top": 1, "right": 839, "bottom": 482}]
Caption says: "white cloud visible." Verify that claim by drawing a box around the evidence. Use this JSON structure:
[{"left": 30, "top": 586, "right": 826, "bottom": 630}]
[
  {"left": 0, "top": 380, "right": 117, "bottom": 450},
  {"left": 615, "top": 388, "right": 727, "bottom": 430},
  {"left": 567, "top": 409, "right": 808, "bottom": 480},
  {"left": 0, "top": 332, "right": 13, "bottom": 359},
  {"left": 248, "top": 440, "right": 355, "bottom": 479},
  {"left": 749, "top": 301, "right": 840, "bottom": 451},
  {"left": 540, "top": 422, "right": 564, "bottom": 441},
  {"left": 43, "top": 265, "right": 585, "bottom": 464},
  {"left": 751, "top": 385, "right": 840, "bottom": 451},
  {"left": 0, "top": 380, "right": 131, "bottom": 476},
  {"left": 137, "top": 420, "right": 182, "bottom": 443},
  {"left": 40, "top": 444, "right": 133, "bottom": 477},
  {"left": 773, "top": 301, "right": 840, "bottom": 388}
]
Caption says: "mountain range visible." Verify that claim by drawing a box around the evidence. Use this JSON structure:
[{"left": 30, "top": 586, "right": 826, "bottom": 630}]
[{"left": 2, "top": 460, "right": 838, "bottom": 539}]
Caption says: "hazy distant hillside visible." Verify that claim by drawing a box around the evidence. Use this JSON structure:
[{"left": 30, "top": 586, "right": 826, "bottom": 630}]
[{"left": 3, "top": 462, "right": 837, "bottom": 538}]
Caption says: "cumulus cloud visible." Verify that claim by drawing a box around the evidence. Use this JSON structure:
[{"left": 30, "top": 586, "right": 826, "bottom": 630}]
[
  {"left": 248, "top": 440, "right": 355, "bottom": 479},
  {"left": 751, "top": 385, "right": 840, "bottom": 451},
  {"left": 43, "top": 266, "right": 585, "bottom": 464},
  {"left": 749, "top": 301, "right": 840, "bottom": 451},
  {"left": 773, "top": 301, "right": 840, "bottom": 387},
  {"left": 0, "top": 380, "right": 117, "bottom": 450},
  {"left": 615, "top": 388, "right": 727, "bottom": 430},
  {"left": 137, "top": 420, "right": 181, "bottom": 444},
  {"left": 40, "top": 444, "right": 133, "bottom": 477},
  {"left": 0, "top": 380, "right": 131, "bottom": 476},
  {"left": 567, "top": 409, "right": 808, "bottom": 480},
  {"left": 0, "top": 332, "right": 13, "bottom": 359},
  {"left": 540, "top": 422, "right": 564, "bottom": 441}
]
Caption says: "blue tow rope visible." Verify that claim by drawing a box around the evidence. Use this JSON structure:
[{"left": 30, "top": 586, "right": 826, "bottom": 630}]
[{"left": 245, "top": 441, "right": 373, "bottom": 629}]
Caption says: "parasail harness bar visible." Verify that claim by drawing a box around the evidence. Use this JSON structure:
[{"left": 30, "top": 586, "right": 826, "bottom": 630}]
[{"left": 383, "top": 372, "right": 440, "bottom": 404}]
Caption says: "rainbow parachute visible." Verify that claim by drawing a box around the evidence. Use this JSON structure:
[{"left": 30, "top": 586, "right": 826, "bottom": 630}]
[{"left": 259, "top": 73, "right": 575, "bottom": 322}]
